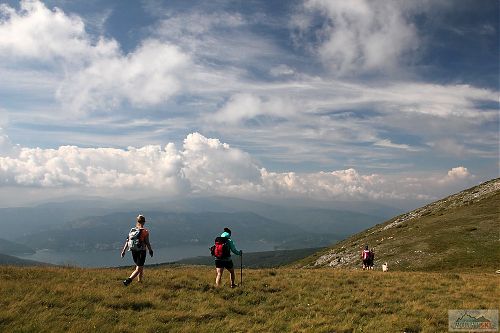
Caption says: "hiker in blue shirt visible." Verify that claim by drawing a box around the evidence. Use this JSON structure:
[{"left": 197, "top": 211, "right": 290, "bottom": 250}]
[{"left": 213, "top": 227, "right": 242, "bottom": 288}]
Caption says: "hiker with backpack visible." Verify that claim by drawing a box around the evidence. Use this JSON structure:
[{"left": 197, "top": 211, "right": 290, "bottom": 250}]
[
  {"left": 120, "top": 214, "right": 153, "bottom": 286},
  {"left": 368, "top": 248, "right": 375, "bottom": 270},
  {"left": 211, "top": 227, "right": 242, "bottom": 288},
  {"left": 361, "top": 245, "right": 371, "bottom": 270}
]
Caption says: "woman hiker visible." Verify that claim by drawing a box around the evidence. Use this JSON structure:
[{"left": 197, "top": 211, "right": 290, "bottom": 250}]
[
  {"left": 121, "top": 214, "right": 153, "bottom": 286},
  {"left": 213, "top": 227, "right": 242, "bottom": 288}
]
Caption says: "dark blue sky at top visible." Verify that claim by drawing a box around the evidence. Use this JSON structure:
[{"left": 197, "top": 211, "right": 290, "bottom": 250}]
[
  {"left": 4, "top": 0, "right": 493, "bottom": 89},
  {"left": 412, "top": 0, "right": 499, "bottom": 89}
]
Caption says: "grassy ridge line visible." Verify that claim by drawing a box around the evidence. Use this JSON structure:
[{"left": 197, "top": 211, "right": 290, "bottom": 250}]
[
  {"left": 1, "top": 266, "right": 498, "bottom": 332},
  {"left": 297, "top": 179, "right": 500, "bottom": 271}
]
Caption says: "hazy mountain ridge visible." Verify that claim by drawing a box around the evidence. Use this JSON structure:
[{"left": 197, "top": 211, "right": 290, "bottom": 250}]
[
  {"left": 299, "top": 178, "right": 500, "bottom": 271},
  {"left": 3, "top": 196, "right": 390, "bottom": 255},
  {"left": 15, "top": 211, "right": 340, "bottom": 252},
  {"left": 2, "top": 199, "right": 127, "bottom": 238},
  {"left": 149, "top": 196, "right": 397, "bottom": 233},
  {"left": 0, "top": 253, "right": 51, "bottom": 266},
  {"left": 0, "top": 238, "right": 35, "bottom": 255},
  {"left": 2, "top": 196, "right": 392, "bottom": 238}
]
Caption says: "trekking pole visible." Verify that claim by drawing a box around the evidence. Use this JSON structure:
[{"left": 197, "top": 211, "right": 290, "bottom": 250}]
[{"left": 240, "top": 252, "right": 243, "bottom": 286}]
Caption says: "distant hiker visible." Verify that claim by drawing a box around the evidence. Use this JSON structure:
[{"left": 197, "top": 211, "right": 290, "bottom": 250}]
[
  {"left": 368, "top": 248, "right": 375, "bottom": 270},
  {"left": 361, "top": 245, "right": 371, "bottom": 270},
  {"left": 210, "top": 227, "right": 242, "bottom": 288},
  {"left": 121, "top": 214, "right": 153, "bottom": 286}
]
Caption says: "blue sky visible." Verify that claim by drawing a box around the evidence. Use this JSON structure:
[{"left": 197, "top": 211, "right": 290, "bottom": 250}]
[{"left": 0, "top": 0, "right": 498, "bottom": 207}]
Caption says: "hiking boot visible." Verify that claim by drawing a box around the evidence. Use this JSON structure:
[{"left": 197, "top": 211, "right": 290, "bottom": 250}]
[{"left": 123, "top": 278, "right": 132, "bottom": 286}]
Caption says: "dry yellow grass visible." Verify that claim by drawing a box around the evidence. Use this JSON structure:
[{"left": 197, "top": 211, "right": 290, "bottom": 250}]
[{"left": 0, "top": 265, "right": 498, "bottom": 332}]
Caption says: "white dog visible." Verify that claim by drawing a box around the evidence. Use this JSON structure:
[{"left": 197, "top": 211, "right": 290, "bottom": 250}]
[{"left": 382, "top": 262, "right": 389, "bottom": 272}]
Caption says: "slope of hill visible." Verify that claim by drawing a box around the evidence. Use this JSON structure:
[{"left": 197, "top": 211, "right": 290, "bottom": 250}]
[{"left": 298, "top": 178, "right": 500, "bottom": 271}]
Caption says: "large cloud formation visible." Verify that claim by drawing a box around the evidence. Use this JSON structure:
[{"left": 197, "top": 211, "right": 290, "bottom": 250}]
[
  {"left": 0, "top": 132, "right": 476, "bottom": 202},
  {"left": 0, "top": 0, "right": 190, "bottom": 113},
  {"left": 0, "top": 1, "right": 493, "bottom": 207}
]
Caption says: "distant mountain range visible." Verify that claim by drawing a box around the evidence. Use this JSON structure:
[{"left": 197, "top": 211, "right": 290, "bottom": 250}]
[
  {"left": 0, "top": 238, "right": 35, "bottom": 255},
  {"left": 1, "top": 196, "right": 392, "bottom": 254},
  {"left": 15, "top": 211, "right": 341, "bottom": 252},
  {"left": 298, "top": 178, "right": 500, "bottom": 272},
  {"left": 0, "top": 253, "right": 50, "bottom": 266}
]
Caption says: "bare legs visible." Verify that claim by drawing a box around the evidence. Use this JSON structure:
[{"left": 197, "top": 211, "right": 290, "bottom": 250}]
[
  {"left": 129, "top": 265, "right": 144, "bottom": 282},
  {"left": 228, "top": 268, "right": 235, "bottom": 286},
  {"left": 215, "top": 267, "right": 223, "bottom": 286},
  {"left": 215, "top": 267, "right": 236, "bottom": 287}
]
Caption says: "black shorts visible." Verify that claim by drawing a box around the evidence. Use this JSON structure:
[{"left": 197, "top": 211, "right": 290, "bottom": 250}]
[
  {"left": 215, "top": 259, "right": 234, "bottom": 269},
  {"left": 132, "top": 250, "right": 147, "bottom": 266},
  {"left": 362, "top": 259, "right": 370, "bottom": 266}
]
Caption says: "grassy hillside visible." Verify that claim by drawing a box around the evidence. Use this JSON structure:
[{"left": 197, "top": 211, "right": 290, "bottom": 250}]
[
  {"left": 0, "top": 266, "right": 497, "bottom": 332},
  {"left": 297, "top": 178, "right": 500, "bottom": 272}
]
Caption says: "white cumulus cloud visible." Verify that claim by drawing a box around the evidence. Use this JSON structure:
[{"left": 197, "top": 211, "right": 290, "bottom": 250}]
[
  {"left": 0, "top": 132, "right": 482, "bottom": 204},
  {"left": 0, "top": 133, "right": 262, "bottom": 195},
  {"left": 260, "top": 168, "right": 392, "bottom": 200},
  {"left": 181, "top": 132, "right": 262, "bottom": 193},
  {"left": 0, "top": 143, "right": 187, "bottom": 192},
  {"left": 440, "top": 166, "right": 474, "bottom": 184},
  {"left": 0, "top": 0, "right": 100, "bottom": 62}
]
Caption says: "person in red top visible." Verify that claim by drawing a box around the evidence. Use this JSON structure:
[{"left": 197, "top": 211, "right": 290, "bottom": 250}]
[{"left": 121, "top": 214, "right": 153, "bottom": 286}]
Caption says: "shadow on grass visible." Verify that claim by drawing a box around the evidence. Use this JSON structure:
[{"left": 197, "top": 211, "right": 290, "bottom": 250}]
[{"left": 106, "top": 301, "right": 154, "bottom": 311}]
